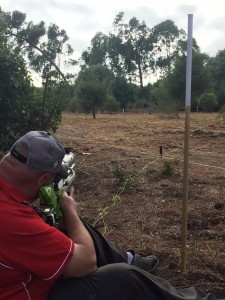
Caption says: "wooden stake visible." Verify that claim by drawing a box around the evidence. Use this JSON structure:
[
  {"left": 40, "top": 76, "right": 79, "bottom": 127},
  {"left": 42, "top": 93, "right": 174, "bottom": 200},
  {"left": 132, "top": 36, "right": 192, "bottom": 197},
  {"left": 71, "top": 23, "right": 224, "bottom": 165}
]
[{"left": 181, "top": 14, "right": 193, "bottom": 272}]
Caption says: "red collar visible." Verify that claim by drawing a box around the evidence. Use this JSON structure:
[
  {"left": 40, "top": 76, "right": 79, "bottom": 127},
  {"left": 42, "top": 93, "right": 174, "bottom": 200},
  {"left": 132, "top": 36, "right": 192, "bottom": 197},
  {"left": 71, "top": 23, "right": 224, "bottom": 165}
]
[{"left": 0, "top": 176, "right": 31, "bottom": 203}]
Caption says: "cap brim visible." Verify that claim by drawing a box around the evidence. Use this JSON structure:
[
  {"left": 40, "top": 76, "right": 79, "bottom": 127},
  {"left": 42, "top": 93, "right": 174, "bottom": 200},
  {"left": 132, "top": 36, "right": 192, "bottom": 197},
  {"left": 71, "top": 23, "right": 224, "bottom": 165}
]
[{"left": 59, "top": 165, "right": 68, "bottom": 179}]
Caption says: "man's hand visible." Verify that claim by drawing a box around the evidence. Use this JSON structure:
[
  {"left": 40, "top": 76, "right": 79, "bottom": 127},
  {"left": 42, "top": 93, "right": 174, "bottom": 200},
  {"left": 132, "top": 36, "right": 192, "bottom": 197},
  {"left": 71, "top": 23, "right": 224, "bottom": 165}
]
[
  {"left": 67, "top": 186, "right": 75, "bottom": 197},
  {"left": 60, "top": 190, "right": 97, "bottom": 278},
  {"left": 60, "top": 190, "right": 78, "bottom": 215}
]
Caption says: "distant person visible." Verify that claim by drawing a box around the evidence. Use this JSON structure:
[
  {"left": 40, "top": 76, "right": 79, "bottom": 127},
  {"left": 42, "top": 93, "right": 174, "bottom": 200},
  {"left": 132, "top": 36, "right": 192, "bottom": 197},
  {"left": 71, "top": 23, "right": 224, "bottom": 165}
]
[{"left": 0, "top": 131, "right": 217, "bottom": 300}]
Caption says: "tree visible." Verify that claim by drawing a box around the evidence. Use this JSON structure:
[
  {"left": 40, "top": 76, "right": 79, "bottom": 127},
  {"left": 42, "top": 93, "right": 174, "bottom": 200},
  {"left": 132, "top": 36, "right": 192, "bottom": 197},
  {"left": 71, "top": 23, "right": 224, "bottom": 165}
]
[
  {"left": 152, "top": 20, "right": 186, "bottom": 77},
  {"left": 81, "top": 32, "right": 108, "bottom": 67},
  {"left": 2, "top": 9, "right": 75, "bottom": 83},
  {"left": 112, "top": 76, "right": 137, "bottom": 109},
  {"left": 77, "top": 80, "right": 106, "bottom": 118},
  {"left": 0, "top": 7, "right": 75, "bottom": 137},
  {"left": 207, "top": 50, "right": 225, "bottom": 107},
  {"left": 166, "top": 51, "right": 210, "bottom": 110},
  {"left": 80, "top": 14, "right": 193, "bottom": 89},
  {"left": 198, "top": 92, "right": 218, "bottom": 112},
  {"left": 103, "top": 95, "right": 120, "bottom": 113},
  {"left": 76, "top": 65, "right": 114, "bottom": 118},
  {"left": 0, "top": 42, "right": 32, "bottom": 149},
  {"left": 208, "top": 50, "right": 225, "bottom": 90},
  {"left": 217, "top": 79, "right": 225, "bottom": 107},
  {"left": 106, "top": 33, "right": 124, "bottom": 75},
  {"left": 112, "top": 12, "right": 155, "bottom": 88}
]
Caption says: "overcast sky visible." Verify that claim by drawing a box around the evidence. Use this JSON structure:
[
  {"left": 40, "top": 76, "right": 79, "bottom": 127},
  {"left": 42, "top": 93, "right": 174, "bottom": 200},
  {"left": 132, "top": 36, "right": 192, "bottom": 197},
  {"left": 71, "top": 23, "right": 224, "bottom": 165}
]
[{"left": 1, "top": 0, "right": 225, "bottom": 61}]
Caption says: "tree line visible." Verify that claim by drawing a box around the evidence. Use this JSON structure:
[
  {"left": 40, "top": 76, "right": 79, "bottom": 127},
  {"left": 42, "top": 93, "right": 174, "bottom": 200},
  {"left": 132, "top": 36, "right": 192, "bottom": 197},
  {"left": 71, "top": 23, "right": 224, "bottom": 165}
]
[{"left": 1, "top": 7, "right": 225, "bottom": 149}]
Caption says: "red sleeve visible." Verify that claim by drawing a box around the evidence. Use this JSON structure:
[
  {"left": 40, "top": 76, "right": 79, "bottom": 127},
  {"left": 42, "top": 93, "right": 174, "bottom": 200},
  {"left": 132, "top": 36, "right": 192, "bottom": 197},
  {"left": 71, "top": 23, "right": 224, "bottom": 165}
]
[{"left": 2, "top": 206, "right": 75, "bottom": 280}]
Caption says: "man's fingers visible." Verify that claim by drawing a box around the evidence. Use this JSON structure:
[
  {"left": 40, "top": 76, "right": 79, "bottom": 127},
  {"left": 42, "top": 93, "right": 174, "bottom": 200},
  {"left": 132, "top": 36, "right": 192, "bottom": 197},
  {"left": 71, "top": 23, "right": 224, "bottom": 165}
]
[{"left": 68, "top": 186, "right": 74, "bottom": 196}]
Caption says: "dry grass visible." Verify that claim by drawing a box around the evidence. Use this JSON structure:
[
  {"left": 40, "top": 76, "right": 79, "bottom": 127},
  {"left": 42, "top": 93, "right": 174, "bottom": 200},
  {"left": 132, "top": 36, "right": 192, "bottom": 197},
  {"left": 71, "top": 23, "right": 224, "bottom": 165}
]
[{"left": 56, "top": 112, "right": 225, "bottom": 299}]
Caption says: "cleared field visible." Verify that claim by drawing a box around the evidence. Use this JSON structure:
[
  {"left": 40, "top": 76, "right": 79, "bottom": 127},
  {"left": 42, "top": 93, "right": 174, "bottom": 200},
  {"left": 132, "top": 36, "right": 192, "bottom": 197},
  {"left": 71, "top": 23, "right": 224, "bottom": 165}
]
[{"left": 56, "top": 112, "right": 225, "bottom": 299}]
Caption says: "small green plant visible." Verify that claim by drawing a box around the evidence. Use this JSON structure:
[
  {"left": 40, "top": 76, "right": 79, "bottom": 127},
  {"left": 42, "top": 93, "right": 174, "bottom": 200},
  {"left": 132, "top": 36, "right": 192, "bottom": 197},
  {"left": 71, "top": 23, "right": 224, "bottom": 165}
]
[
  {"left": 111, "top": 163, "right": 133, "bottom": 187},
  {"left": 112, "top": 163, "right": 126, "bottom": 184},
  {"left": 161, "top": 161, "right": 174, "bottom": 175}
]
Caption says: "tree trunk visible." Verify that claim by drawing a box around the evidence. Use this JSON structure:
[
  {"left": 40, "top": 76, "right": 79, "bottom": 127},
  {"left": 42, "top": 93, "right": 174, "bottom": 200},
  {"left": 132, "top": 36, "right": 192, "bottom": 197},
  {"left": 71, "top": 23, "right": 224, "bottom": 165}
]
[
  {"left": 138, "top": 62, "right": 143, "bottom": 88},
  {"left": 92, "top": 109, "right": 96, "bottom": 119}
]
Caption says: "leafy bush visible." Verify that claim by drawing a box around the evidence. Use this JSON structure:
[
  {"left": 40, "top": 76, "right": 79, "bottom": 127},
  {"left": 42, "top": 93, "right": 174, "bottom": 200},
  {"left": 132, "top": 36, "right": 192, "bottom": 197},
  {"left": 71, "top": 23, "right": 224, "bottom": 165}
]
[{"left": 198, "top": 92, "right": 218, "bottom": 112}]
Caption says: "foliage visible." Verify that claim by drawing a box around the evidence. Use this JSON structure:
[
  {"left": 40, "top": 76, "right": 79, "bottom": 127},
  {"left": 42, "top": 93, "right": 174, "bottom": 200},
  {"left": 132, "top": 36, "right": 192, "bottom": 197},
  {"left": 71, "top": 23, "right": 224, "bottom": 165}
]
[
  {"left": 152, "top": 19, "right": 186, "bottom": 77},
  {"left": 0, "top": 42, "right": 33, "bottom": 149},
  {"left": 79, "top": 12, "right": 220, "bottom": 114},
  {"left": 77, "top": 64, "right": 114, "bottom": 90},
  {"left": 198, "top": 92, "right": 218, "bottom": 112},
  {"left": 166, "top": 51, "right": 210, "bottom": 110},
  {"left": 152, "top": 80, "right": 179, "bottom": 116},
  {"left": 112, "top": 76, "right": 137, "bottom": 109},
  {"left": 1, "top": 9, "right": 75, "bottom": 83},
  {"left": 76, "top": 80, "right": 106, "bottom": 118},
  {"left": 0, "top": 7, "right": 75, "bottom": 147},
  {"left": 81, "top": 32, "right": 108, "bottom": 67},
  {"left": 208, "top": 50, "right": 225, "bottom": 91},
  {"left": 111, "top": 163, "right": 127, "bottom": 185},
  {"left": 103, "top": 95, "right": 120, "bottom": 113},
  {"left": 205, "top": 51, "right": 225, "bottom": 110},
  {"left": 217, "top": 79, "right": 225, "bottom": 107},
  {"left": 81, "top": 13, "right": 188, "bottom": 89},
  {"left": 112, "top": 12, "right": 155, "bottom": 87},
  {"left": 75, "top": 64, "right": 115, "bottom": 118},
  {"left": 161, "top": 161, "right": 174, "bottom": 175},
  {"left": 3, "top": 6, "right": 225, "bottom": 126},
  {"left": 23, "top": 85, "right": 66, "bottom": 132}
]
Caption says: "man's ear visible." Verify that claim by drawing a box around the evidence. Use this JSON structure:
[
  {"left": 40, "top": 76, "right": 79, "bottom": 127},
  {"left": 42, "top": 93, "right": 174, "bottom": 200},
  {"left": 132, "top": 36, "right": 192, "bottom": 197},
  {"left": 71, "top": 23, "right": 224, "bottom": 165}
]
[{"left": 37, "top": 173, "right": 53, "bottom": 187}]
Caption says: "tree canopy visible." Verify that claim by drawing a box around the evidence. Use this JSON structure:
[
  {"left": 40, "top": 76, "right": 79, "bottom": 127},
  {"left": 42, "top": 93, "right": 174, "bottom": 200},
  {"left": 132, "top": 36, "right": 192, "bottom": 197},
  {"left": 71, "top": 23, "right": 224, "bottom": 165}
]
[
  {"left": 2, "top": 6, "right": 225, "bottom": 140},
  {"left": 0, "top": 7, "right": 75, "bottom": 148}
]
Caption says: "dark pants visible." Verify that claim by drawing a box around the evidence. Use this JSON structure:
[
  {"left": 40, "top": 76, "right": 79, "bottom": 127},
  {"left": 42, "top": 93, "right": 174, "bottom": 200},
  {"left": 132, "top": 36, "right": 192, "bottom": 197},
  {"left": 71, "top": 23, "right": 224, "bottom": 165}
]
[{"left": 47, "top": 221, "right": 217, "bottom": 300}]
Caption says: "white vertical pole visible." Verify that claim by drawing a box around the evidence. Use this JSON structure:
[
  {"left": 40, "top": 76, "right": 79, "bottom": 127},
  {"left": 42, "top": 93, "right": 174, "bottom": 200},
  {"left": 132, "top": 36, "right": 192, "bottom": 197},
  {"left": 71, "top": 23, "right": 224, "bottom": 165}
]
[{"left": 181, "top": 14, "right": 193, "bottom": 272}]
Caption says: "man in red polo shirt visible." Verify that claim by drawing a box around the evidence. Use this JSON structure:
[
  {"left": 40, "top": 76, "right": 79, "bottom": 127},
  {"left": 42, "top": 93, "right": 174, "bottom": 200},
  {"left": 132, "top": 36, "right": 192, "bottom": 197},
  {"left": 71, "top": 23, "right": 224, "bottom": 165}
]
[
  {"left": 0, "top": 131, "right": 217, "bottom": 300},
  {"left": 0, "top": 131, "right": 97, "bottom": 299}
]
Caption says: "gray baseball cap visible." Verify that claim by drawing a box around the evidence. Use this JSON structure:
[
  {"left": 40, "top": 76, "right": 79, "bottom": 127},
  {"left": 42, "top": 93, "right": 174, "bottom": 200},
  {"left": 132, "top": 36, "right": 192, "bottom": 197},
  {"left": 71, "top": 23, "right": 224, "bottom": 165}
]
[{"left": 10, "top": 131, "right": 67, "bottom": 178}]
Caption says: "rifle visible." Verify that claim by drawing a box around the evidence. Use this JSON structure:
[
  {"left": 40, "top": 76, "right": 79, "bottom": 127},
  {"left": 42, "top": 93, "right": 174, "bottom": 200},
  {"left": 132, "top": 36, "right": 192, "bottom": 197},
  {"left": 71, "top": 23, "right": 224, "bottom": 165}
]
[{"left": 38, "top": 147, "right": 76, "bottom": 227}]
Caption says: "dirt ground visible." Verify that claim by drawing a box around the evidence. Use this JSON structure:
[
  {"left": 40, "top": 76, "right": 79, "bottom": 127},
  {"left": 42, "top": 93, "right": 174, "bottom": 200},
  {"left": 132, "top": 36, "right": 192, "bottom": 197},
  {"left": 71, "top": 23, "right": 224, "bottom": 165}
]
[{"left": 56, "top": 112, "right": 225, "bottom": 299}]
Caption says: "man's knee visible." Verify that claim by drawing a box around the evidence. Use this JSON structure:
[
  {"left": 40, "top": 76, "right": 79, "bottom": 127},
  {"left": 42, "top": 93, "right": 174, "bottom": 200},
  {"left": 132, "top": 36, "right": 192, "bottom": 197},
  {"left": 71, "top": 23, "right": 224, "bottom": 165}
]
[
  {"left": 47, "top": 264, "right": 136, "bottom": 300},
  {"left": 94, "top": 263, "right": 137, "bottom": 285}
]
